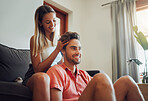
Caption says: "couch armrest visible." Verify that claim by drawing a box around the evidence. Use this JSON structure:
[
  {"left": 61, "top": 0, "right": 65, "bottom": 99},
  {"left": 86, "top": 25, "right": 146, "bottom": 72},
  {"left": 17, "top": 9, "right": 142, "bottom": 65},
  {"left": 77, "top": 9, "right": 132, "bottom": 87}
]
[
  {"left": 0, "top": 81, "right": 32, "bottom": 101},
  {"left": 86, "top": 70, "right": 100, "bottom": 77}
]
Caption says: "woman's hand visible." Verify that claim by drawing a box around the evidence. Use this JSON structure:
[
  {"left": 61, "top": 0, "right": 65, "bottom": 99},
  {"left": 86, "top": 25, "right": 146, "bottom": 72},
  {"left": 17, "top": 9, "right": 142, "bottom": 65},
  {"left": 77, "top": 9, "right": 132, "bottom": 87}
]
[{"left": 56, "top": 40, "right": 69, "bottom": 51}]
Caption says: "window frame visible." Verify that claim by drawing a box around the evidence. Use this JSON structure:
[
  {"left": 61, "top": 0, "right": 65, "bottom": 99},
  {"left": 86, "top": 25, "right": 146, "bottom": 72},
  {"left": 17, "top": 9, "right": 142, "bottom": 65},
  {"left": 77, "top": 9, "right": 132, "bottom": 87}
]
[{"left": 136, "top": 0, "right": 148, "bottom": 11}]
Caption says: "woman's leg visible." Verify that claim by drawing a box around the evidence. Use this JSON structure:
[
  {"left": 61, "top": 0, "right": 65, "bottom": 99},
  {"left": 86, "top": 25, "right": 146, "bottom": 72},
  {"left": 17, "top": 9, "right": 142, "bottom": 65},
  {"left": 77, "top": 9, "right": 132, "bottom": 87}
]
[
  {"left": 78, "top": 73, "right": 116, "bottom": 101},
  {"left": 26, "top": 72, "right": 50, "bottom": 101},
  {"left": 114, "top": 75, "right": 144, "bottom": 101}
]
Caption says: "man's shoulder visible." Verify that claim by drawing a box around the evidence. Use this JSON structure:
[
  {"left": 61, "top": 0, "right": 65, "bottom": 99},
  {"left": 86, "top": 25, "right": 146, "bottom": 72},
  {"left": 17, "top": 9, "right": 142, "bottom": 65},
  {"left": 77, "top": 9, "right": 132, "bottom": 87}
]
[
  {"left": 47, "top": 64, "right": 65, "bottom": 73},
  {"left": 46, "top": 64, "right": 67, "bottom": 80},
  {"left": 79, "top": 69, "right": 89, "bottom": 75},
  {"left": 51, "top": 64, "right": 62, "bottom": 68},
  {"left": 79, "top": 69, "right": 92, "bottom": 78}
]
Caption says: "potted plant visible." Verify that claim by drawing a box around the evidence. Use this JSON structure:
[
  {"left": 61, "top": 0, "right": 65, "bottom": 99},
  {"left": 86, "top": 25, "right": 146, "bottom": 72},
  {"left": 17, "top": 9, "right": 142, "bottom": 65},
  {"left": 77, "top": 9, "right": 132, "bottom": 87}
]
[{"left": 133, "top": 25, "right": 148, "bottom": 83}]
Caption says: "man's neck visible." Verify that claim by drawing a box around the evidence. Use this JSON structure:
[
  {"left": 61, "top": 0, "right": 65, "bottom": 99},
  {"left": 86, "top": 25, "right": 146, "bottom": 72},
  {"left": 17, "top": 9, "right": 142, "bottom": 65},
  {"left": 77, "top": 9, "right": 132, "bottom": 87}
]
[{"left": 64, "top": 61, "right": 76, "bottom": 74}]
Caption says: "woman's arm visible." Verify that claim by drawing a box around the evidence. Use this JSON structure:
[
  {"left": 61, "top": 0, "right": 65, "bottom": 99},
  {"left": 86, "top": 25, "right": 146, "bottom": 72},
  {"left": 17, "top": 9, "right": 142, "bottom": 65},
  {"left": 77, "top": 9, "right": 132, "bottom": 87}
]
[{"left": 30, "top": 36, "right": 67, "bottom": 72}]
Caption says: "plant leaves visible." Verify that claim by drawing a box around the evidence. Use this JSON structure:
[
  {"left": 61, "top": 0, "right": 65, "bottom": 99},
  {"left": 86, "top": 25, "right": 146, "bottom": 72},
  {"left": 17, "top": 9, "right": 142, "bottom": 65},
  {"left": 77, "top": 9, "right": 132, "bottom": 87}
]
[
  {"left": 133, "top": 26, "right": 148, "bottom": 50},
  {"left": 134, "top": 35, "right": 142, "bottom": 46},
  {"left": 133, "top": 26, "right": 138, "bottom": 32}
]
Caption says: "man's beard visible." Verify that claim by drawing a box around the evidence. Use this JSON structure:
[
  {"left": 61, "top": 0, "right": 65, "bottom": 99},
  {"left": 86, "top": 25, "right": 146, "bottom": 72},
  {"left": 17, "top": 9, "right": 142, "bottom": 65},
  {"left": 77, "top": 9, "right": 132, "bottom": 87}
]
[
  {"left": 65, "top": 53, "right": 81, "bottom": 65},
  {"left": 72, "top": 58, "right": 80, "bottom": 64}
]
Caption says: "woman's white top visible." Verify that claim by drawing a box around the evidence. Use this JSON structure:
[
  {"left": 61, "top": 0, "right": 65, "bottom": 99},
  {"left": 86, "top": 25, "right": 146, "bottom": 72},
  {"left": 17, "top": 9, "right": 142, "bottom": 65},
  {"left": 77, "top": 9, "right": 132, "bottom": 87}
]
[{"left": 41, "top": 39, "right": 62, "bottom": 66}]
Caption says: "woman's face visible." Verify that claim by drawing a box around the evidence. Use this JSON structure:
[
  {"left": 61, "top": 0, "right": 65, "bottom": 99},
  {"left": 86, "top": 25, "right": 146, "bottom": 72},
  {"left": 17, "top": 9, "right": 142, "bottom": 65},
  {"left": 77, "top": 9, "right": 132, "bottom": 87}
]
[{"left": 41, "top": 12, "right": 56, "bottom": 34}]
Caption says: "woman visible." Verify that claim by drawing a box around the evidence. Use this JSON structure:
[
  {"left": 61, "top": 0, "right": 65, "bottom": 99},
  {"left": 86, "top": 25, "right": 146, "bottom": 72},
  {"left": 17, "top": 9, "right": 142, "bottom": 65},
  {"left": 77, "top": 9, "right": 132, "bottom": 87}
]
[{"left": 23, "top": 5, "right": 68, "bottom": 101}]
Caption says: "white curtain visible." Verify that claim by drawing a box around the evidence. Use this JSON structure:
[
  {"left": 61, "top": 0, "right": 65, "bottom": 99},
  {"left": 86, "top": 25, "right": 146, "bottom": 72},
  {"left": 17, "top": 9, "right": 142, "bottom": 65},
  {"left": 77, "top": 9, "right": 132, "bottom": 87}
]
[{"left": 111, "top": 0, "right": 139, "bottom": 83}]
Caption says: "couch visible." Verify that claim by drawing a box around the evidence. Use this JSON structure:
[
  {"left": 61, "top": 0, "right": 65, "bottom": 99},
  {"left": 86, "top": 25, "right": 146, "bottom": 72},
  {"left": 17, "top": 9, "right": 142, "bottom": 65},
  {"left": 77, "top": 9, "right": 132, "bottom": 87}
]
[
  {"left": 2, "top": 43, "right": 147, "bottom": 101},
  {"left": 0, "top": 44, "right": 32, "bottom": 101},
  {"left": 0, "top": 43, "right": 100, "bottom": 101}
]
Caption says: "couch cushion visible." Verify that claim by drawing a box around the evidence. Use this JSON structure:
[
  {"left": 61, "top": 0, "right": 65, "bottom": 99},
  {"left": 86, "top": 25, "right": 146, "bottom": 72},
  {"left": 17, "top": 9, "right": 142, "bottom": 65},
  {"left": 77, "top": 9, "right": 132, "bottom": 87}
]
[
  {"left": 0, "top": 44, "right": 30, "bottom": 82},
  {"left": 0, "top": 81, "right": 32, "bottom": 101}
]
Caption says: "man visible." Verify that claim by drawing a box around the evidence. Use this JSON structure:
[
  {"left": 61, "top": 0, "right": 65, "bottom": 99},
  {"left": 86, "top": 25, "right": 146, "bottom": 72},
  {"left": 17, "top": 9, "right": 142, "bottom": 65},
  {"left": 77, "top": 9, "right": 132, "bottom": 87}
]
[{"left": 46, "top": 32, "right": 144, "bottom": 101}]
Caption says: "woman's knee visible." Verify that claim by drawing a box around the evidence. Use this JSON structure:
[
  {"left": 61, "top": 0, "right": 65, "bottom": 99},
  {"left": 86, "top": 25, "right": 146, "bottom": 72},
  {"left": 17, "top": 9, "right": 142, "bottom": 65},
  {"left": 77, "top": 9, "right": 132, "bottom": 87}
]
[
  {"left": 33, "top": 72, "right": 50, "bottom": 84},
  {"left": 27, "top": 72, "right": 50, "bottom": 87}
]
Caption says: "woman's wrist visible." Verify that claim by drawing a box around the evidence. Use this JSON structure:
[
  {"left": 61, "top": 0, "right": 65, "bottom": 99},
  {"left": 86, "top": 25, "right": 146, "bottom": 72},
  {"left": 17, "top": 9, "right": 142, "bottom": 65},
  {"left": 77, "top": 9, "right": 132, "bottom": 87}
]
[{"left": 55, "top": 47, "right": 61, "bottom": 52}]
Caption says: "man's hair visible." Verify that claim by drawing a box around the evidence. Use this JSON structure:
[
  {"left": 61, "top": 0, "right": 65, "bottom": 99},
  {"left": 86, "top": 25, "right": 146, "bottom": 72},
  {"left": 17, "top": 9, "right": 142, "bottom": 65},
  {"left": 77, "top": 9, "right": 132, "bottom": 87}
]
[{"left": 59, "top": 32, "right": 80, "bottom": 50}]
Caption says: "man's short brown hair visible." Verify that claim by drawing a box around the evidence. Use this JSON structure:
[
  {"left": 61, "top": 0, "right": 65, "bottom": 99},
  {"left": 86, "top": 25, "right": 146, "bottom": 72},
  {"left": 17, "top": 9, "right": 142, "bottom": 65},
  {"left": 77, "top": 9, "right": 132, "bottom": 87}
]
[{"left": 59, "top": 32, "right": 80, "bottom": 50}]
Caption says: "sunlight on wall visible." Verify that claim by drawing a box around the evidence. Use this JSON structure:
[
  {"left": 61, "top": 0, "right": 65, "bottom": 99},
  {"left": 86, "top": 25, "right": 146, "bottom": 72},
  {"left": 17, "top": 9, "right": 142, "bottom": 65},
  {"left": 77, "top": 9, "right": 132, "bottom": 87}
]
[{"left": 137, "top": 9, "right": 148, "bottom": 35}]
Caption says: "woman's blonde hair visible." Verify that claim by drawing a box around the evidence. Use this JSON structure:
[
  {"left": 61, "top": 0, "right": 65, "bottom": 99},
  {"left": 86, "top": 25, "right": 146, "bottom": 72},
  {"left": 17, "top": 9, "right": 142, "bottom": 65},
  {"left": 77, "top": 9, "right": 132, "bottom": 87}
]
[{"left": 33, "top": 5, "right": 56, "bottom": 56}]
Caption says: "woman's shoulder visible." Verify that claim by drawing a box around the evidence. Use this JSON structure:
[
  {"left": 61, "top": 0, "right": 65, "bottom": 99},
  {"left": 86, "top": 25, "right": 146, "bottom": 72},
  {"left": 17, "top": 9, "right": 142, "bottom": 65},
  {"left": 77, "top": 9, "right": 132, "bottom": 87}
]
[
  {"left": 30, "top": 35, "right": 35, "bottom": 45},
  {"left": 30, "top": 35, "right": 34, "bottom": 41}
]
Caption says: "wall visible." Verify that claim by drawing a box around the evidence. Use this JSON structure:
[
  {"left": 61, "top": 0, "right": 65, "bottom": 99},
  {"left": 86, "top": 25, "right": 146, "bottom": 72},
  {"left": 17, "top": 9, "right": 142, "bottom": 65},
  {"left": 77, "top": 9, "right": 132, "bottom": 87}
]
[
  {"left": 0, "top": 0, "right": 113, "bottom": 79},
  {"left": 0, "top": 0, "right": 43, "bottom": 49},
  {"left": 44, "top": 0, "right": 113, "bottom": 79}
]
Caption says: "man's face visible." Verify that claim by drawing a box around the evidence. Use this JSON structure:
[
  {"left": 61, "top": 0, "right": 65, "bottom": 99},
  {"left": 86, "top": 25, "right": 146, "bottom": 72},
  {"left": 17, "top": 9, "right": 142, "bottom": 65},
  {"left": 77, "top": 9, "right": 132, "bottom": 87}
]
[{"left": 63, "top": 39, "right": 82, "bottom": 65}]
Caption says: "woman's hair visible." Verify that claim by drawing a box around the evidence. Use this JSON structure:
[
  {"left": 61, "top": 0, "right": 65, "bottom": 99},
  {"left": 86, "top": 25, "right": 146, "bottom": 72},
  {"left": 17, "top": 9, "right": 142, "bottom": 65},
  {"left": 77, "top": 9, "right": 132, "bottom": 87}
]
[
  {"left": 59, "top": 32, "right": 80, "bottom": 50},
  {"left": 33, "top": 5, "right": 56, "bottom": 56}
]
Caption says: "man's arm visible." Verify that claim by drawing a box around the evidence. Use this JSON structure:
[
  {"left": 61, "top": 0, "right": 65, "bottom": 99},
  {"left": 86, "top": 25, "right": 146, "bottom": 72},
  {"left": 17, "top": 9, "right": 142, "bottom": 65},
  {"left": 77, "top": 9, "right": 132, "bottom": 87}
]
[{"left": 50, "top": 88, "right": 62, "bottom": 101}]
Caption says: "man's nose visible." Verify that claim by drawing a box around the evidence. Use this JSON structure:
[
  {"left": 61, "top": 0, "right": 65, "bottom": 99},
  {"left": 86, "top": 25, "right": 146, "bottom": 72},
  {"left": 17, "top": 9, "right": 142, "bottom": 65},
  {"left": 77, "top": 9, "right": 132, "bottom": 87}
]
[{"left": 75, "top": 49, "right": 81, "bottom": 54}]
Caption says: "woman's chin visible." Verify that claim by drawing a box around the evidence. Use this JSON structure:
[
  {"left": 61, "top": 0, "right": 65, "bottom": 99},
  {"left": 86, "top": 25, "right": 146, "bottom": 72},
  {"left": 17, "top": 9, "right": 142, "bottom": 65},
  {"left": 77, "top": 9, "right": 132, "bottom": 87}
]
[
  {"left": 46, "top": 30, "right": 55, "bottom": 34},
  {"left": 50, "top": 29, "right": 55, "bottom": 33}
]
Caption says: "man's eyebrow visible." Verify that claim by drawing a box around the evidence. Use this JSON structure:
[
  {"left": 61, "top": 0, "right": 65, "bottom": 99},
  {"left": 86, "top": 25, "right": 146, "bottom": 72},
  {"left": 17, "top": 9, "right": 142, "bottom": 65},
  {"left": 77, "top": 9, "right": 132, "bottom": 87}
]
[
  {"left": 70, "top": 46, "right": 81, "bottom": 48},
  {"left": 70, "top": 46, "right": 77, "bottom": 48}
]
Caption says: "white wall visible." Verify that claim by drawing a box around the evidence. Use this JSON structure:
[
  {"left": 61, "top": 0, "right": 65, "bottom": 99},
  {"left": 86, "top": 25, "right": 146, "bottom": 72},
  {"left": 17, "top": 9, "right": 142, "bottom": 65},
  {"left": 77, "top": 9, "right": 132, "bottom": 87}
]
[
  {"left": 0, "top": 0, "right": 43, "bottom": 49},
  {"left": 45, "top": 0, "right": 113, "bottom": 78},
  {"left": 0, "top": 0, "right": 113, "bottom": 79}
]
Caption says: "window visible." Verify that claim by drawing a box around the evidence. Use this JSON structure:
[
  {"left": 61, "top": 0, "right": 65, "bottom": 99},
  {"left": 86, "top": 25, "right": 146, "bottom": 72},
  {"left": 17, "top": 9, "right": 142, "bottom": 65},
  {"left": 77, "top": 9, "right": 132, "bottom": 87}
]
[
  {"left": 136, "top": 0, "right": 148, "bottom": 82},
  {"left": 44, "top": 1, "right": 68, "bottom": 36},
  {"left": 136, "top": 0, "right": 148, "bottom": 11}
]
